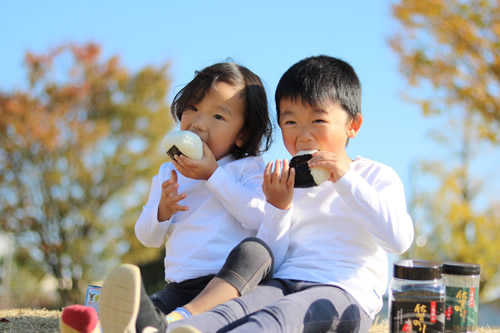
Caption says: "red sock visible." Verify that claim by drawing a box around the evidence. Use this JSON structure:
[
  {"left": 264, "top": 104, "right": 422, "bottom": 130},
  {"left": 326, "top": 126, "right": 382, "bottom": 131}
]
[{"left": 60, "top": 305, "right": 100, "bottom": 333}]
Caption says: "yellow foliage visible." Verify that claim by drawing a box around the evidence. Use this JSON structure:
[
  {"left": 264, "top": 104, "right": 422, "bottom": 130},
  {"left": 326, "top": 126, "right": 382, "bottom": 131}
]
[{"left": 390, "top": 0, "right": 500, "bottom": 143}]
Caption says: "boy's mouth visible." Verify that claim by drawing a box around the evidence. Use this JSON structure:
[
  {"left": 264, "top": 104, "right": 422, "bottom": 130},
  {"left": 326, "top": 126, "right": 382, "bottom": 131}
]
[{"left": 296, "top": 148, "right": 319, "bottom": 154}]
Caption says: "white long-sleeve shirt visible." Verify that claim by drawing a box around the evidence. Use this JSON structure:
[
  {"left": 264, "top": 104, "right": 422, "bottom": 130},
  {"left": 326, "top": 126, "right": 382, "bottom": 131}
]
[
  {"left": 257, "top": 156, "right": 414, "bottom": 318},
  {"left": 136, "top": 155, "right": 266, "bottom": 283}
]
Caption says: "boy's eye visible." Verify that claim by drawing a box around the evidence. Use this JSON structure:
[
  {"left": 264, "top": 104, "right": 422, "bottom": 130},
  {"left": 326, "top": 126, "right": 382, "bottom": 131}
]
[
  {"left": 213, "top": 114, "right": 225, "bottom": 120},
  {"left": 313, "top": 119, "right": 326, "bottom": 123},
  {"left": 284, "top": 120, "right": 296, "bottom": 125}
]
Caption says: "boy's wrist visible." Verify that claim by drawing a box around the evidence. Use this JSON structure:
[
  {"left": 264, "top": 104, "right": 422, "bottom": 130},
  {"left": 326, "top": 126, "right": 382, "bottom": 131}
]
[{"left": 266, "top": 199, "right": 292, "bottom": 211}]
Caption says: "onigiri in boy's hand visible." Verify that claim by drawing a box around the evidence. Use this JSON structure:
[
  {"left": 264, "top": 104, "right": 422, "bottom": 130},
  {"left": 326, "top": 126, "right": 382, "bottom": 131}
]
[{"left": 289, "top": 150, "right": 330, "bottom": 188}]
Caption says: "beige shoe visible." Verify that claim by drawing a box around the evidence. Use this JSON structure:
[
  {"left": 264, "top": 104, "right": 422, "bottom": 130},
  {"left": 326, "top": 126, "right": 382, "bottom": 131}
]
[
  {"left": 170, "top": 325, "right": 203, "bottom": 333},
  {"left": 99, "top": 264, "right": 142, "bottom": 333}
]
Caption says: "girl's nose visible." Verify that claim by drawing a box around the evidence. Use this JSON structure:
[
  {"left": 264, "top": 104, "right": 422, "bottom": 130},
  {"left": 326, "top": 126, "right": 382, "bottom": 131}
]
[{"left": 190, "top": 116, "right": 207, "bottom": 132}]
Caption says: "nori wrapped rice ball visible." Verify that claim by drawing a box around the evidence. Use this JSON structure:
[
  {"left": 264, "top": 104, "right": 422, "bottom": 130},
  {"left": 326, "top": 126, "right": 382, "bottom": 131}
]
[
  {"left": 289, "top": 150, "right": 330, "bottom": 188},
  {"left": 161, "top": 130, "right": 203, "bottom": 160}
]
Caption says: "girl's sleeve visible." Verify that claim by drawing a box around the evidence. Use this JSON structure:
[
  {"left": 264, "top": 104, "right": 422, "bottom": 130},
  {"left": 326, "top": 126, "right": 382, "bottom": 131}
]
[
  {"left": 135, "top": 171, "right": 172, "bottom": 248},
  {"left": 256, "top": 203, "right": 292, "bottom": 271},
  {"left": 334, "top": 167, "right": 414, "bottom": 254},
  {"left": 205, "top": 157, "right": 266, "bottom": 230}
]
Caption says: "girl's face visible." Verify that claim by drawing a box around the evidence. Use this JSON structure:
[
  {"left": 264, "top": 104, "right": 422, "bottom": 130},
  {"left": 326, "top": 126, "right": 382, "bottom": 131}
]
[
  {"left": 180, "top": 82, "right": 247, "bottom": 160},
  {"left": 278, "top": 97, "right": 361, "bottom": 157}
]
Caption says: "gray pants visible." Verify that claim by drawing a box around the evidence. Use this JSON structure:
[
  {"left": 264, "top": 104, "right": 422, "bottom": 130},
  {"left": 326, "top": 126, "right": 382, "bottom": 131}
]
[{"left": 168, "top": 277, "right": 373, "bottom": 333}]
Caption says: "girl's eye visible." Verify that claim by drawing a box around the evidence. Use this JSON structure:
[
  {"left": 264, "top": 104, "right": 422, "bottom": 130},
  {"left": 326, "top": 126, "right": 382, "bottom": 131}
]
[
  {"left": 188, "top": 105, "right": 198, "bottom": 111},
  {"left": 214, "top": 114, "right": 225, "bottom": 120},
  {"left": 313, "top": 119, "right": 326, "bottom": 123},
  {"left": 284, "top": 120, "right": 296, "bottom": 125}
]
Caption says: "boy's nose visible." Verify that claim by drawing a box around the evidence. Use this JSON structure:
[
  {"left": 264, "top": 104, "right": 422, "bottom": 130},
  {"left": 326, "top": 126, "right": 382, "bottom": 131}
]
[{"left": 297, "top": 128, "right": 313, "bottom": 142}]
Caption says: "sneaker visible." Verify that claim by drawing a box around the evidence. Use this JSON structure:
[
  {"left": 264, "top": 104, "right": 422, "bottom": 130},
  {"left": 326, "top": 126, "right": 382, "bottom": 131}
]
[
  {"left": 99, "top": 264, "right": 166, "bottom": 333},
  {"left": 60, "top": 304, "right": 100, "bottom": 333},
  {"left": 170, "top": 325, "right": 203, "bottom": 333}
]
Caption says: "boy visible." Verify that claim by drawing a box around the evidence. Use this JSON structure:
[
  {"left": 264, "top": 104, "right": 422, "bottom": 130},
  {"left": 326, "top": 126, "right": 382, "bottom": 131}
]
[{"left": 168, "top": 55, "right": 414, "bottom": 332}]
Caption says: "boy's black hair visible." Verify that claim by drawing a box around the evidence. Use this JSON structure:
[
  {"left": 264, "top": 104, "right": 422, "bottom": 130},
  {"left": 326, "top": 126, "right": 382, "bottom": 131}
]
[
  {"left": 275, "top": 55, "right": 362, "bottom": 124},
  {"left": 171, "top": 62, "right": 273, "bottom": 159}
]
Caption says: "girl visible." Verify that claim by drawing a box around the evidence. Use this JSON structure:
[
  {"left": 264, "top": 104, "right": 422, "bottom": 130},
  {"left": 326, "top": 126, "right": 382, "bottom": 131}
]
[{"left": 96, "top": 62, "right": 275, "bottom": 333}]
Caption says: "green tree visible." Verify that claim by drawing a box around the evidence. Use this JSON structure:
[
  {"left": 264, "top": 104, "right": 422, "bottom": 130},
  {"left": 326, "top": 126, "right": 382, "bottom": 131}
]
[
  {"left": 0, "top": 43, "right": 172, "bottom": 306},
  {"left": 390, "top": 0, "right": 500, "bottom": 298}
]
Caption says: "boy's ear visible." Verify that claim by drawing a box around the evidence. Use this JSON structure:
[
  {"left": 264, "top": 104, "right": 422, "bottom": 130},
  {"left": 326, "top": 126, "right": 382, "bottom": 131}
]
[
  {"left": 235, "top": 129, "right": 250, "bottom": 148},
  {"left": 347, "top": 113, "right": 363, "bottom": 138}
]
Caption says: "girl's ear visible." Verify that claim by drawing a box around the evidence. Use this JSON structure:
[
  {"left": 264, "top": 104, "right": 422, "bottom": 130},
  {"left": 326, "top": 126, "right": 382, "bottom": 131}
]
[
  {"left": 235, "top": 129, "right": 250, "bottom": 148},
  {"left": 346, "top": 113, "right": 363, "bottom": 138}
]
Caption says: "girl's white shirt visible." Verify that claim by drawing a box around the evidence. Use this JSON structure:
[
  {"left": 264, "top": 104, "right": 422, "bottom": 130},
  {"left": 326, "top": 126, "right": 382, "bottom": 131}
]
[
  {"left": 136, "top": 155, "right": 266, "bottom": 283},
  {"left": 257, "top": 156, "right": 414, "bottom": 319}
]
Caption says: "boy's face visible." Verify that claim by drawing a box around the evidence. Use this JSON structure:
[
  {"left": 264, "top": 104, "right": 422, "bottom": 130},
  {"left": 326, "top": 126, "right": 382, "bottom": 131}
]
[{"left": 278, "top": 98, "right": 361, "bottom": 157}]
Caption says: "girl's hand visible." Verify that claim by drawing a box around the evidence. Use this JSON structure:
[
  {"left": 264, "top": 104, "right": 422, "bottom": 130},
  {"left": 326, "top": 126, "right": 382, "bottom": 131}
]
[
  {"left": 172, "top": 142, "right": 218, "bottom": 180},
  {"left": 308, "top": 151, "right": 351, "bottom": 183},
  {"left": 263, "top": 159, "right": 295, "bottom": 210},
  {"left": 158, "top": 170, "right": 188, "bottom": 221}
]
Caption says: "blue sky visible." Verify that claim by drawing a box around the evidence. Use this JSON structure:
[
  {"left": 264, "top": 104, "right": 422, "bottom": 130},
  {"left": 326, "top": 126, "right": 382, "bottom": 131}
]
[{"left": 2, "top": 1, "right": 498, "bottom": 204}]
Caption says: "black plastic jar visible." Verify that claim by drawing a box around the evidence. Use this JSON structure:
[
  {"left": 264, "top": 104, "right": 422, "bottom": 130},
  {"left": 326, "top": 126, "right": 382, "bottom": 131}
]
[{"left": 389, "top": 260, "right": 445, "bottom": 333}]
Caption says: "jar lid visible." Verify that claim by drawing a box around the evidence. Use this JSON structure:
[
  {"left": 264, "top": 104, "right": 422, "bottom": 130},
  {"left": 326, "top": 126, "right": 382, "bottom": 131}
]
[
  {"left": 443, "top": 262, "right": 481, "bottom": 275},
  {"left": 394, "top": 260, "right": 442, "bottom": 280}
]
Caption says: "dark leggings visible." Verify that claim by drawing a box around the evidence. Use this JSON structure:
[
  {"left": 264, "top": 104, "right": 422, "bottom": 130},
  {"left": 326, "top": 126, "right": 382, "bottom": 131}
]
[
  {"left": 150, "top": 237, "right": 274, "bottom": 315},
  {"left": 167, "top": 280, "right": 373, "bottom": 333}
]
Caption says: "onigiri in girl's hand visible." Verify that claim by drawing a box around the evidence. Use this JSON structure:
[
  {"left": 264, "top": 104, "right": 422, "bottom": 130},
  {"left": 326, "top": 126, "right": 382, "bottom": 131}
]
[{"left": 162, "top": 130, "right": 203, "bottom": 160}]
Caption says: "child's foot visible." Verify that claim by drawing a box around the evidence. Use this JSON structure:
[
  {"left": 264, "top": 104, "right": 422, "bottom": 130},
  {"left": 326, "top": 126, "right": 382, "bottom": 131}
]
[
  {"left": 166, "top": 307, "right": 192, "bottom": 323},
  {"left": 170, "top": 325, "right": 203, "bottom": 333},
  {"left": 59, "top": 304, "right": 100, "bottom": 333},
  {"left": 99, "top": 264, "right": 167, "bottom": 333}
]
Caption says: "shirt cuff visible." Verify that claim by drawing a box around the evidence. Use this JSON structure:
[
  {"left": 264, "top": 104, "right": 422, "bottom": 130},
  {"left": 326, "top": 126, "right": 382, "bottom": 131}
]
[
  {"left": 264, "top": 201, "right": 292, "bottom": 219},
  {"left": 205, "top": 165, "right": 225, "bottom": 192}
]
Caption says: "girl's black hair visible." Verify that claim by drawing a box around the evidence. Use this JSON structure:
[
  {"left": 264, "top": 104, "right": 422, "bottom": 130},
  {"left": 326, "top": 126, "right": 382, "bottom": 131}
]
[
  {"left": 275, "top": 55, "right": 362, "bottom": 124},
  {"left": 171, "top": 62, "right": 273, "bottom": 159}
]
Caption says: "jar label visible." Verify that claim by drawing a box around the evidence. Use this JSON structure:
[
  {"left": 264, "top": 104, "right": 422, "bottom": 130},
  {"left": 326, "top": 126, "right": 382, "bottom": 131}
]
[
  {"left": 445, "top": 286, "right": 479, "bottom": 332},
  {"left": 390, "top": 300, "right": 445, "bottom": 332}
]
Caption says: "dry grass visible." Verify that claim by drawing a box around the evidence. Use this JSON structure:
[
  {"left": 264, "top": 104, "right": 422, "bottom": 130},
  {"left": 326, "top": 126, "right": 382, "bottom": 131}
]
[
  {"left": 0, "top": 308, "right": 499, "bottom": 332},
  {"left": 0, "top": 308, "right": 61, "bottom": 333}
]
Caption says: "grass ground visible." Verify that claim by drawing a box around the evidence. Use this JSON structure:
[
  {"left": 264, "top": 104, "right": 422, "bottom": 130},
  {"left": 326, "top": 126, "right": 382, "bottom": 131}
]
[{"left": 0, "top": 308, "right": 499, "bottom": 332}]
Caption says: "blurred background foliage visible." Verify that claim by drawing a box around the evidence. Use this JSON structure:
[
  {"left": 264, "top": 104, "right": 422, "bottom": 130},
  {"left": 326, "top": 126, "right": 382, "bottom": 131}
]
[
  {"left": 390, "top": 0, "right": 500, "bottom": 299},
  {"left": 0, "top": 0, "right": 499, "bottom": 310},
  {"left": 0, "top": 43, "right": 172, "bottom": 306}
]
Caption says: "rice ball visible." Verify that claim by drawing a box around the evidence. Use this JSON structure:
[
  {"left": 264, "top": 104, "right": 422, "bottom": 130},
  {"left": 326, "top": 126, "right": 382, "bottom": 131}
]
[
  {"left": 289, "top": 150, "right": 330, "bottom": 188},
  {"left": 161, "top": 130, "right": 203, "bottom": 160}
]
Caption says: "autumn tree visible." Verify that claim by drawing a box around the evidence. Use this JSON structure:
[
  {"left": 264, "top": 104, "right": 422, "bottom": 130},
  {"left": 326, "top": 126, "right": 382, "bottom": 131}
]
[
  {"left": 390, "top": 0, "right": 500, "bottom": 142},
  {"left": 408, "top": 115, "right": 499, "bottom": 296},
  {"left": 0, "top": 43, "right": 172, "bottom": 306},
  {"left": 390, "top": 0, "right": 500, "bottom": 298}
]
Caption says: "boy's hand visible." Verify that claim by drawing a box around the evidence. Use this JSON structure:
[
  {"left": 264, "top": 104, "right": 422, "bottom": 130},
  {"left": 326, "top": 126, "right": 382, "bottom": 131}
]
[
  {"left": 158, "top": 170, "right": 188, "bottom": 221},
  {"left": 308, "top": 151, "right": 351, "bottom": 183},
  {"left": 172, "top": 142, "right": 218, "bottom": 180},
  {"left": 263, "top": 159, "right": 295, "bottom": 210}
]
